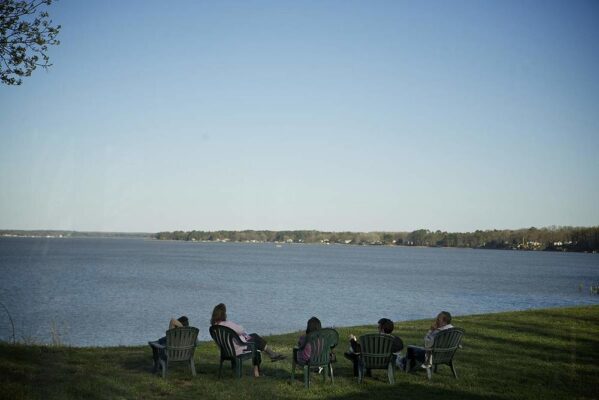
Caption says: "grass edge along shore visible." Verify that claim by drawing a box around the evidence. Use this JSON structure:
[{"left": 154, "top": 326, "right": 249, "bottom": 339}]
[{"left": 1, "top": 305, "right": 597, "bottom": 400}]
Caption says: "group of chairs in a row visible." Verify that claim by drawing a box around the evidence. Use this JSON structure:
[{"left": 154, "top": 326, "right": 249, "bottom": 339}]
[{"left": 149, "top": 324, "right": 464, "bottom": 388}]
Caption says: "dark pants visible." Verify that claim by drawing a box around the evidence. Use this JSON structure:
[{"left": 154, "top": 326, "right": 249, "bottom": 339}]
[
  {"left": 149, "top": 339, "right": 165, "bottom": 372},
  {"left": 344, "top": 352, "right": 359, "bottom": 377},
  {"left": 247, "top": 333, "right": 265, "bottom": 365},
  {"left": 406, "top": 345, "right": 426, "bottom": 370},
  {"left": 343, "top": 352, "right": 373, "bottom": 377},
  {"left": 248, "top": 333, "right": 266, "bottom": 351}
]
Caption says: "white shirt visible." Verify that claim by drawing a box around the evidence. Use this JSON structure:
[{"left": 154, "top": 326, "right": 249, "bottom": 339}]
[{"left": 424, "top": 324, "right": 454, "bottom": 349}]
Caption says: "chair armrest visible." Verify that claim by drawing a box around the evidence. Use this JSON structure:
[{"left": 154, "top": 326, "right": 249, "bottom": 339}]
[
  {"left": 149, "top": 342, "right": 165, "bottom": 350},
  {"left": 242, "top": 341, "right": 257, "bottom": 353}
]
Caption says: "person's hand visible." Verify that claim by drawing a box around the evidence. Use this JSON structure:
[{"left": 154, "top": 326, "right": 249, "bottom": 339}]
[{"left": 349, "top": 334, "right": 356, "bottom": 341}]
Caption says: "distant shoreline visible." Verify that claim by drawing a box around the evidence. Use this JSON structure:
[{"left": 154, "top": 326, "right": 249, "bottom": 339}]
[{"left": 1, "top": 227, "right": 598, "bottom": 253}]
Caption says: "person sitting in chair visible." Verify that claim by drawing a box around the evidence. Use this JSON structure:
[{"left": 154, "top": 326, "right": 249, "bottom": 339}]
[
  {"left": 210, "top": 303, "right": 286, "bottom": 377},
  {"left": 400, "top": 311, "right": 454, "bottom": 371},
  {"left": 150, "top": 315, "right": 189, "bottom": 372},
  {"left": 344, "top": 318, "right": 404, "bottom": 377},
  {"left": 296, "top": 316, "right": 322, "bottom": 364}
]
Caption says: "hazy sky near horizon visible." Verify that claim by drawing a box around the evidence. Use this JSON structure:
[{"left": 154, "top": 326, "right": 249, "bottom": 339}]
[{"left": 1, "top": 0, "right": 598, "bottom": 233}]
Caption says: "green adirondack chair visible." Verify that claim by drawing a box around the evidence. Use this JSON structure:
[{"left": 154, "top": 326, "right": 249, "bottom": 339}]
[
  {"left": 422, "top": 328, "right": 464, "bottom": 380},
  {"left": 357, "top": 333, "right": 396, "bottom": 384},
  {"left": 209, "top": 325, "right": 261, "bottom": 378},
  {"left": 291, "top": 328, "right": 339, "bottom": 388},
  {"left": 152, "top": 326, "right": 199, "bottom": 378}
]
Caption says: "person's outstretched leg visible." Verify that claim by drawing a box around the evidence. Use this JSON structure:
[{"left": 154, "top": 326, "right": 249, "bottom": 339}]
[{"left": 249, "top": 333, "right": 286, "bottom": 361}]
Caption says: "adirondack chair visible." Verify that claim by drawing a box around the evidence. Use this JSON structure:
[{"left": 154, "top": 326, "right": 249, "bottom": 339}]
[
  {"left": 291, "top": 328, "right": 339, "bottom": 388},
  {"left": 422, "top": 328, "right": 464, "bottom": 380},
  {"left": 150, "top": 326, "right": 199, "bottom": 378},
  {"left": 357, "top": 333, "right": 396, "bottom": 384},
  {"left": 209, "top": 325, "right": 261, "bottom": 378}
]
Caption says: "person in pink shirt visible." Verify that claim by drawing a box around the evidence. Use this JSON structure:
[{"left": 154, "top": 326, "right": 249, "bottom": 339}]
[
  {"left": 295, "top": 316, "right": 322, "bottom": 364},
  {"left": 210, "top": 303, "right": 286, "bottom": 377}
]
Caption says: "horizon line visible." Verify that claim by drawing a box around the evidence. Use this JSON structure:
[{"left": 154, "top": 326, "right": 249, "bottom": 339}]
[{"left": 2, "top": 225, "right": 598, "bottom": 235}]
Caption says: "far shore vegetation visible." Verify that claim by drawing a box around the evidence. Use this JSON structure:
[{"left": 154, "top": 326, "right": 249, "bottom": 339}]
[
  {"left": 1, "top": 306, "right": 597, "bottom": 400},
  {"left": 1, "top": 226, "right": 599, "bottom": 252}
]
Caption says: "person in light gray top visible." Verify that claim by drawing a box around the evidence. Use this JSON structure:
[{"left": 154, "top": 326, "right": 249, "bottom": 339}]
[{"left": 400, "top": 311, "right": 453, "bottom": 371}]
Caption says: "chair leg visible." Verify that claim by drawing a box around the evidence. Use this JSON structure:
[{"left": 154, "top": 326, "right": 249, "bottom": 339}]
[
  {"left": 236, "top": 359, "right": 243, "bottom": 378},
  {"left": 426, "top": 366, "right": 432, "bottom": 380},
  {"left": 434, "top": 364, "right": 438, "bottom": 373},
  {"left": 150, "top": 346, "right": 159, "bottom": 373},
  {"left": 358, "top": 364, "right": 363, "bottom": 384},
  {"left": 388, "top": 362, "right": 395, "bottom": 384},
  {"left": 190, "top": 359, "right": 196, "bottom": 376},
  {"left": 291, "top": 359, "right": 296, "bottom": 382},
  {"left": 218, "top": 359, "right": 224, "bottom": 379},
  {"left": 450, "top": 361, "right": 458, "bottom": 379},
  {"left": 329, "top": 363, "right": 334, "bottom": 384},
  {"left": 304, "top": 365, "right": 310, "bottom": 388},
  {"left": 160, "top": 360, "right": 167, "bottom": 379}
]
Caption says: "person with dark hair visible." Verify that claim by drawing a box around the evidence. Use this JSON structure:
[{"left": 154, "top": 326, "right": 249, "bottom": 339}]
[
  {"left": 210, "top": 303, "right": 285, "bottom": 377},
  {"left": 157, "top": 315, "right": 189, "bottom": 345},
  {"left": 400, "top": 311, "right": 453, "bottom": 371},
  {"left": 295, "top": 316, "right": 322, "bottom": 364},
  {"left": 344, "top": 318, "right": 404, "bottom": 377},
  {"left": 166, "top": 315, "right": 189, "bottom": 331},
  {"left": 150, "top": 315, "right": 191, "bottom": 371}
]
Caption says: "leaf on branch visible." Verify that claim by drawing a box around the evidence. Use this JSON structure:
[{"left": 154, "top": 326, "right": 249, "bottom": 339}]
[{"left": 0, "top": 0, "right": 61, "bottom": 85}]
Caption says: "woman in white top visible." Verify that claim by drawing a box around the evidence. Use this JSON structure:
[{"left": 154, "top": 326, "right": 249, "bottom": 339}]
[{"left": 401, "top": 311, "right": 454, "bottom": 371}]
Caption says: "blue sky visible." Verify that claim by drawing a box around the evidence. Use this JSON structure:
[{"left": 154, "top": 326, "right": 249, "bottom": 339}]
[{"left": 1, "top": 0, "right": 598, "bottom": 232}]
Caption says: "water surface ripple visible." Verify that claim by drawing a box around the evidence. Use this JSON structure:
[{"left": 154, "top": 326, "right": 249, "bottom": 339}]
[{"left": 0, "top": 237, "right": 597, "bottom": 346}]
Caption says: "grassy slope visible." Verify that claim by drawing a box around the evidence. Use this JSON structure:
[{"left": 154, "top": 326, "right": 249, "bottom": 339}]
[{"left": 1, "top": 306, "right": 598, "bottom": 400}]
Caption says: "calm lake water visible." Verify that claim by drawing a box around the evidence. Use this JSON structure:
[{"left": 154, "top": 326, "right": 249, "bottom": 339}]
[{"left": 0, "top": 237, "right": 597, "bottom": 346}]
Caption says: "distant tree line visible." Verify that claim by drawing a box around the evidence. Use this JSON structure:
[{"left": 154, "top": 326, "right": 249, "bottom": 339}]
[
  {"left": 154, "top": 226, "right": 599, "bottom": 252},
  {"left": 0, "top": 230, "right": 151, "bottom": 239}
]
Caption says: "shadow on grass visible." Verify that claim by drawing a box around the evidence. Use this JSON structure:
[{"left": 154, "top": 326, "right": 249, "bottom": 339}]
[{"left": 287, "top": 381, "right": 505, "bottom": 400}]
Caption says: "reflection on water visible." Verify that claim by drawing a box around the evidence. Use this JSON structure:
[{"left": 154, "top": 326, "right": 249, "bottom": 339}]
[{"left": 0, "top": 237, "right": 597, "bottom": 346}]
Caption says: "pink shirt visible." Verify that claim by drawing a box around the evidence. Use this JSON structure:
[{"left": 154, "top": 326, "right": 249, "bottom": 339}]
[
  {"left": 297, "top": 335, "right": 312, "bottom": 364},
  {"left": 216, "top": 320, "right": 252, "bottom": 355}
]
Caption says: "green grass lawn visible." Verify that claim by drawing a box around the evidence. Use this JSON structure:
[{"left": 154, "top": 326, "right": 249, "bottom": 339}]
[{"left": 1, "top": 306, "right": 598, "bottom": 400}]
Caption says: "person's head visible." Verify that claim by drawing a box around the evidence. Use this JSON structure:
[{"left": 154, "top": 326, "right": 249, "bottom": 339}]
[
  {"left": 306, "top": 316, "right": 322, "bottom": 334},
  {"left": 178, "top": 316, "right": 189, "bottom": 327},
  {"left": 211, "top": 303, "right": 227, "bottom": 325},
  {"left": 436, "top": 311, "right": 452, "bottom": 327},
  {"left": 377, "top": 318, "right": 394, "bottom": 334}
]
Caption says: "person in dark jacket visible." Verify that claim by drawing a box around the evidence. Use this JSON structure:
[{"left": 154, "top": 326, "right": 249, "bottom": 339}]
[{"left": 344, "top": 318, "right": 404, "bottom": 377}]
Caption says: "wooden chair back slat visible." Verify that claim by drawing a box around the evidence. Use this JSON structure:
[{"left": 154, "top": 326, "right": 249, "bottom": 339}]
[
  {"left": 301, "top": 328, "right": 339, "bottom": 367},
  {"left": 431, "top": 328, "right": 464, "bottom": 365},
  {"left": 358, "top": 333, "right": 394, "bottom": 370},
  {"left": 165, "top": 327, "right": 199, "bottom": 362},
  {"left": 209, "top": 325, "right": 251, "bottom": 360}
]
